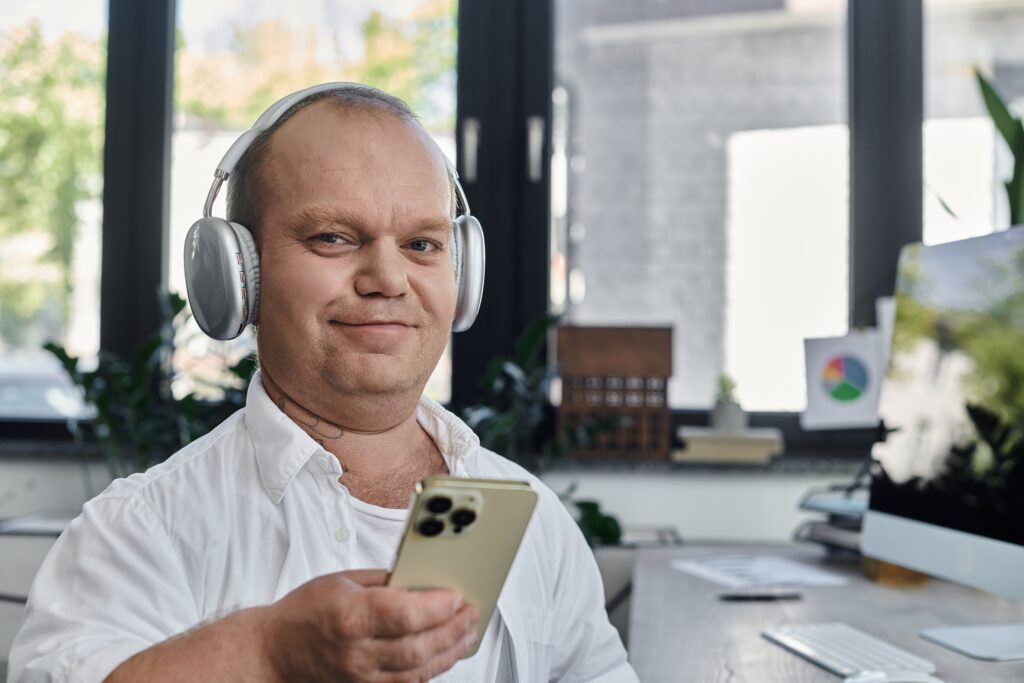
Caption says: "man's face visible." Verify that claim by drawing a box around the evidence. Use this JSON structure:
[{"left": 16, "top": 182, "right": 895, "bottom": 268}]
[{"left": 255, "top": 103, "right": 457, "bottom": 402}]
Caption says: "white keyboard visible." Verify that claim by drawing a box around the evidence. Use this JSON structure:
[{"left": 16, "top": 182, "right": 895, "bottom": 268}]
[{"left": 762, "top": 622, "right": 937, "bottom": 677}]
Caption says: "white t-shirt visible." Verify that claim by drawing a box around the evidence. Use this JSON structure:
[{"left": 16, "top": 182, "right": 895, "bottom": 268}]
[
  {"left": 349, "top": 497, "right": 514, "bottom": 682},
  {"left": 9, "top": 371, "right": 637, "bottom": 683}
]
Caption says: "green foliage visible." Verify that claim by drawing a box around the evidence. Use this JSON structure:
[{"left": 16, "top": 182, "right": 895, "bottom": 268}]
[
  {"left": 351, "top": 0, "right": 457, "bottom": 130},
  {"left": 715, "top": 373, "right": 738, "bottom": 404},
  {"left": 935, "top": 403, "right": 1023, "bottom": 518},
  {"left": 573, "top": 501, "right": 623, "bottom": 546},
  {"left": 560, "top": 483, "right": 623, "bottom": 546},
  {"left": 462, "top": 314, "right": 561, "bottom": 472},
  {"left": 0, "top": 22, "right": 105, "bottom": 336},
  {"left": 45, "top": 292, "right": 256, "bottom": 481},
  {"left": 955, "top": 249, "right": 1024, "bottom": 429},
  {"left": 975, "top": 69, "right": 1024, "bottom": 225},
  {"left": 461, "top": 315, "right": 626, "bottom": 546},
  {"left": 175, "top": 0, "right": 457, "bottom": 132},
  {"left": 892, "top": 244, "right": 1024, "bottom": 433},
  {"left": 463, "top": 314, "right": 630, "bottom": 472}
]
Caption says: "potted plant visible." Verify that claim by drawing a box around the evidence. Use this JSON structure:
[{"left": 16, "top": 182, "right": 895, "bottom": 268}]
[
  {"left": 461, "top": 314, "right": 623, "bottom": 545},
  {"left": 975, "top": 69, "right": 1024, "bottom": 225},
  {"left": 45, "top": 291, "right": 255, "bottom": 486},
  {"left": 711, "top": 372, "right": 747, "bottom": 432}
]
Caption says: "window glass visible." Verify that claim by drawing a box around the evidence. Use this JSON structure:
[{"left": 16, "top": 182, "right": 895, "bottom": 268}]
[
  {"left": 0, "top": 3, "right": 106, "bottom": 419},
  {"left": 170, "top": 0, "right": 457, "bottom": 402},
  {"left": 923, "top": 0, "right": 1024, "bottom": 245},
  {"left": 552, "top": 0, "right": 848, "bottom": 411}
]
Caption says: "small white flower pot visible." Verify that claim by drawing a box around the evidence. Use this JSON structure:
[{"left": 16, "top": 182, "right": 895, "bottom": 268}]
[{"left": 711, "top": 400, "right": 748, "bottom": 432}]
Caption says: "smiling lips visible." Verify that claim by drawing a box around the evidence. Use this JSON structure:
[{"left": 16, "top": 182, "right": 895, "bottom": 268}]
[{"left": 329, "top": 320, "right": 414, "bottom": 337}]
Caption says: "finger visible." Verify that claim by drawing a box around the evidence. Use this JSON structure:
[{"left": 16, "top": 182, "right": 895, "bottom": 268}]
[
  {"left": 360, "top": 587, "right": 466, "bottom": 637},
  {"left": 330, "top": 569, "right": 390, "bottom": 588},
  {"left": 374, "top": 603, "right": 480, "bottom": 671},
  {"left": 379, "top": 622, "right": 478, "bottom": 683}
]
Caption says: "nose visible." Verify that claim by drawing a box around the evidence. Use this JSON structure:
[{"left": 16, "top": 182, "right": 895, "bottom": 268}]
[{"left": 353, "top": 241, "right": 409, "bottom": 299}]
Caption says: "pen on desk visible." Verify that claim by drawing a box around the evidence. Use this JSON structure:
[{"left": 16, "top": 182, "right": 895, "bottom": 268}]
[{"left": 717, "top": 589, "right": 803, "bottom": 602}]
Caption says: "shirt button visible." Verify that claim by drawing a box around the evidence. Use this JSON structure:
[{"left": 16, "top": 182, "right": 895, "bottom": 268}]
[
  {"left": 334, "top": 526, "right": 351, "bottom": 543},
  {"left": 318, "top": 454, "right": 334, "bottom": 473}
]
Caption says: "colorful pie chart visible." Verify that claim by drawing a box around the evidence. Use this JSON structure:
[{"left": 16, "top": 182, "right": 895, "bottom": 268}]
[{"left": 822, "top": 355, "right": 869, "bottom": 402}]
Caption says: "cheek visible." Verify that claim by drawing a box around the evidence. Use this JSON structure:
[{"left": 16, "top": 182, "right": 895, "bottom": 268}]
[
  {"left": 261, "top": 252, "right": 343, "bottom": 317},
  {"left": 413, "top": 268, "right": 459, "bottom": 321}
]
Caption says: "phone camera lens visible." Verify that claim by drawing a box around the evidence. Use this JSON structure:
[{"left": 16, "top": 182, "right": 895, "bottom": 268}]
[
  {"left": 426, "top": 496, "right": 453, "bottom": 514},
  {"left": 418, "top": 518, "right": 444, "bottom": 536},
  {"left": 450, "top": 509, "right": 476, "bottom": 527}
]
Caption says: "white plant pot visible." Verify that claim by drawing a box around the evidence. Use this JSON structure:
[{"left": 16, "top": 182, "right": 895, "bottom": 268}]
[{"left": 711, "top": 400, "right": 748, "bottom": 432}]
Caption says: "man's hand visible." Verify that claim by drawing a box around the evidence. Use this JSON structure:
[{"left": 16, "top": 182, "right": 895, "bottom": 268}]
[{"left": 262, "top": 569, "right": 479, "bottom": 683}]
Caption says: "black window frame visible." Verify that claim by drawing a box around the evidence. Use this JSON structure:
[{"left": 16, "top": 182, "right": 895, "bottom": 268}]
[
  {"left": 450, "top": 0, "right": 922, "bottom": 459},
  {"left": 2, "top": 0, "right": 922, "bottom": 462}
]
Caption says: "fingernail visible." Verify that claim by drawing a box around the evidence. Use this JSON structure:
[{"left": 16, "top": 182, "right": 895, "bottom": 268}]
[
  {"left": 452, "top": 595, "right": 464, "bottom": 613},
  {"left": 462, "top": 632, "right": 477, "bottom": 650}
]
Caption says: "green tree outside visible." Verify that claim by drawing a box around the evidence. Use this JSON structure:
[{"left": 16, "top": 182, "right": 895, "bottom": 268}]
[{"left": 0, "top": 21, "right": 105, "bottom": 349}]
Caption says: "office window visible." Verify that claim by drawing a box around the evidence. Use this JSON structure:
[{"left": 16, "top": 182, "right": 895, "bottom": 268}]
[
  {"left": 552, "top": 0, "right": 848, "bottom": 411},
  {"left": 0, "top": 2, "right": 106, "bottom": 419},
  {"left": 923, "top": 0, "right": 1024, "bottom": 245},
  {"left": 170, "top": 0, "right": 457, "bottom": 402}
]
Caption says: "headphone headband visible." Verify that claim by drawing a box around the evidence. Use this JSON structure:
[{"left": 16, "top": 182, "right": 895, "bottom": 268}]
[{"left": 202, "top": 82, "right": 472, "bottom": 219}]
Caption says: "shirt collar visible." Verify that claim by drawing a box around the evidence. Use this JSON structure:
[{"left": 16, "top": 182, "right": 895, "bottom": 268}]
[{"left": 245, "top": 371, "right": 481, "bottom": 503}]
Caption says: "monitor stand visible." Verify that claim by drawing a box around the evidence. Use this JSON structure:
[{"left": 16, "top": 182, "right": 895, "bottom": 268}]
[{"left": 920, "top": 623, "right": 1024, "bottom": 661}]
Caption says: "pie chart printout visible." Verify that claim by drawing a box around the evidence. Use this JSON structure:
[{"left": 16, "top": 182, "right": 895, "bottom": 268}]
[{"left": 822, "top": 355, "right": 869, "bottom": 402}]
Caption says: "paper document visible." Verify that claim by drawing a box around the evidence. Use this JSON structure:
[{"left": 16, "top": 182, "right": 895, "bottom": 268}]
[
  {"left": 671, "top": 554, "right": 848, "bottom": 589},
  {"left": 801, "top": 331, "right": 882, "bottom": 430}
]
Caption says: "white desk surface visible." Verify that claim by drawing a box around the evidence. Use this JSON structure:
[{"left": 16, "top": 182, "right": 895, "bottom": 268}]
[{"left": 628, "top": 543, "right": 1024, "bottom": 682}]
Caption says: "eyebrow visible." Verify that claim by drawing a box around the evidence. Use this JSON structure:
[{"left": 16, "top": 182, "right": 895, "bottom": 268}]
[{"left": 286, "top": 205, "right": 452, "bottom": 236}]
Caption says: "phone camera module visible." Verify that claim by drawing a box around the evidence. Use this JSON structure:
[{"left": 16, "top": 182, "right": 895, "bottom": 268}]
[
  {"left": 450, "top": 509, "right": 477, "bottom": 527},
  {"left": 417, "top": 518, "right": 445, "bottom": 537},
  {"left": 426, "top": 496, "right": 453, "bottom": 514}
]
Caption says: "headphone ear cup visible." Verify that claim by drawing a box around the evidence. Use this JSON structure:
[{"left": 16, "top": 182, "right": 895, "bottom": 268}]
[
  {"left": 232, "top": 222, "right": 260, "bottom": 326},
  {"left": 452, "top": 214, "right": 485, "bottom": 332},
  {"left": 183, "top": 217, "right": 260, "bottom": 340}
]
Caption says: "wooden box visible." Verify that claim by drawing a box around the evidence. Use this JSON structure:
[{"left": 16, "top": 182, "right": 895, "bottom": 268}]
[{"left": 557, "top": 326, "right": 672, "bottom": 460}]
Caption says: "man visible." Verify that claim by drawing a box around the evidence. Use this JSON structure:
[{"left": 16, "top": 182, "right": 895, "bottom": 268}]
[{"left": 9, "top": 84, "right": 637, "bottom": 682}]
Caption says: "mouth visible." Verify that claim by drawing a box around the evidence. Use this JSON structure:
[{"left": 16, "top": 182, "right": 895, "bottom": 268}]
[{"left": 328, "top": 320, "right": 415, "bottom": 338}]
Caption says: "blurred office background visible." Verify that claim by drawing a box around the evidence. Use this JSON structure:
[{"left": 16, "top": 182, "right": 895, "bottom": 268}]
[{"left": 2, "top": 0, "right": 1024, "bottom": 667}]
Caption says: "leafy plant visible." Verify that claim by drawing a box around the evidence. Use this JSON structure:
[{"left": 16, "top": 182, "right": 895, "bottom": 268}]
[
  {"left": 462, "top": 314, "right": 626, "bottom": 472},
  {"left": 0, "top": 22, "right": 104, "bottom": 344},
  {"left": 45, "top": 291, "right": 256, "bottom": 483},
  {"left": 975, "top": 68, "right": 1024, "bottom": 225},
  {"left": 462, "top": 314, "right": 562, "bottom": 472},
  {"left": 461, "top": 314, "right": 627, "bottom": 546},
  {"left": 715, "top": 373, "right": 738, "bottom": 405},
  {"left": 559, "top": 483, "right": 623, "bottom": 546}
]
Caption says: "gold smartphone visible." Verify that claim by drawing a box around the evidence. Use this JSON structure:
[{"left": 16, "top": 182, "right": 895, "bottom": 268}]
[{"left": 388, "top": 475, "right": 538, "bottom": 656}]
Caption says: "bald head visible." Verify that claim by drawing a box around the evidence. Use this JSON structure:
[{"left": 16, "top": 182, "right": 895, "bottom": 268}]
[{"left": 226, "top": 84, "right": 457, "bottom": 242}]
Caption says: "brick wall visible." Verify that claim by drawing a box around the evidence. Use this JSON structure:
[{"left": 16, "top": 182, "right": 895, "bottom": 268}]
[{"left": 555, "top": 0, "right": 1024, "bottom": 407}]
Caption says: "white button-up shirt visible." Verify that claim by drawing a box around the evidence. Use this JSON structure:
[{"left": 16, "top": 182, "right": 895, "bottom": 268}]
[{"left": 9, "top": 373, "right": 638, "bottom": 683}]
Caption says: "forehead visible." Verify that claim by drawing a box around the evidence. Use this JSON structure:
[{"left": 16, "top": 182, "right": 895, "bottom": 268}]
[{"left": 262, "top": 102, "right": 451, "bottom": 225}]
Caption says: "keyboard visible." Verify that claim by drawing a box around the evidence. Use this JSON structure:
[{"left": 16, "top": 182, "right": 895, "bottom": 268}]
[{"left": 762, "top": 622, "right": 937, "bottom": 677}]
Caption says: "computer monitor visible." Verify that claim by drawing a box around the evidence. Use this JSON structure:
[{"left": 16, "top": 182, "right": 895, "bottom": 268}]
[{"left": 862, "top": 227, "right": 1024, "bottom": 661}]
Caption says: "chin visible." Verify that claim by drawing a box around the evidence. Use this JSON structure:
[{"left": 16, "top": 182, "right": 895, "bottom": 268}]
[{"left": 324, "top": 359, "right": 427, "bottom": 397}]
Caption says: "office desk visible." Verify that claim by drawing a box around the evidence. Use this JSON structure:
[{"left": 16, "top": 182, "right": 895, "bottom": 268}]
[{"left": 628, "top": 544, "right": 1024, "bottom": 682}]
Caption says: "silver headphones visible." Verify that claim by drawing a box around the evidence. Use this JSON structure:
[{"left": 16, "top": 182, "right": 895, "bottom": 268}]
[{"left": 183, "top": 82, "right": 485, "bottom": 341}]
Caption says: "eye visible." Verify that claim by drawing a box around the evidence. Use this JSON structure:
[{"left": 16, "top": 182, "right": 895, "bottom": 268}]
[
  {"left": 312, "top": 233, "right": 343, "bottom": 245},
  {"left": 408, "top": 239, "right": 440, "bottom": 253}
]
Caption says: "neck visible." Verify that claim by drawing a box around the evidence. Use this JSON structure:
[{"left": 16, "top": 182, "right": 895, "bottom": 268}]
[{"left": 259, "top": 366, "right": 446, "bottom": 491}]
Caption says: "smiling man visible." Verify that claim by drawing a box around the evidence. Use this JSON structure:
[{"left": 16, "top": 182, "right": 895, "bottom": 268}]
[{"left": 9, "top": 85, "right": 637, "bottom": 683}]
